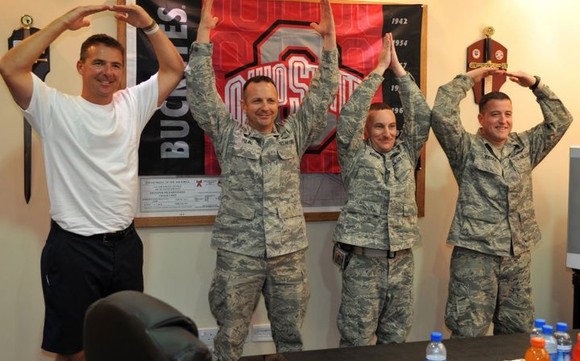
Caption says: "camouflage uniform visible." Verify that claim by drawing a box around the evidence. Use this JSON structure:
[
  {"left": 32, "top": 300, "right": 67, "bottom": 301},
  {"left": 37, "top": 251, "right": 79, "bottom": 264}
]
[
  {"left": 333, "top": 72, "right": 430, "bottom": 346},
  {"left": 431, "top": 74, "right": 573, "bottom": 338},
  {"left": 185, "top": 42, "right": 339, "bottom": 361}
]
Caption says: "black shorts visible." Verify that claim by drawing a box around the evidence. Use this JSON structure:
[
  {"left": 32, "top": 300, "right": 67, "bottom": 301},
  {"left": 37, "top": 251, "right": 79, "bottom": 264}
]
[{"left": 40, "top": 220, "right": 144, "bottom": 354}]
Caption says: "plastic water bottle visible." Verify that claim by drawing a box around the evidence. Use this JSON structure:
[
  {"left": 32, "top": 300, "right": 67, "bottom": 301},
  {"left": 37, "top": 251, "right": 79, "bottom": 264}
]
[
  {"left": 531, "top": 318, "right": 546, "bottom": 338},
  {"left": 426, "top": 331, "right": 446, "bottom": 361},
  {"left": 542, "top": 325, "right": 558, "bottom": 361},
  {"left": 554, "top": 322, "right": 571, "bottom": 361},
  {"left": 526, "top": 337, "right": 550, "bottom": 361},
  {"left": 572, "top": 333, "right": 580, "bottom": 361}
]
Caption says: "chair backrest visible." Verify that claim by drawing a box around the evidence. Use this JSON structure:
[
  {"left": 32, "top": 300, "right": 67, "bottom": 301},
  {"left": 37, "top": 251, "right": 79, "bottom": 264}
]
[{"left": 84, "top": 290, "right": 211, "bottom": 361}]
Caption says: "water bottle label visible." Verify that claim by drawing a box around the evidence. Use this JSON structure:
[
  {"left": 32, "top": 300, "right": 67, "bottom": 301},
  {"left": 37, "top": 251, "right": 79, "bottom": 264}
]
[
  {"left": 426, "top": 356, "right": 446, "bottom": 361},
  {"left": 556, "top": 349, "right": 571, "bottom": 361}
]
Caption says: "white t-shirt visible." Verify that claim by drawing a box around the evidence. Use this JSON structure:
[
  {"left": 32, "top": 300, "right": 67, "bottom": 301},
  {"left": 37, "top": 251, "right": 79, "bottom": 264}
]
[{"left": 23, "top": 73, "right": 159, "bottom": 235}]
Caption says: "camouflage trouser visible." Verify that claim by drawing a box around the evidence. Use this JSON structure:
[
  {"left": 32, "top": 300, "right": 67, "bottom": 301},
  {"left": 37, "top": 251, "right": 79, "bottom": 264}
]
[
  {"left": 445, "top": 246, "right": 534, "bottom": 338},
  {"left": 209, "top": 249, "right": 310, "bottom": 361},
  {"left": 337, "top": 248, "right": 414, "bottom": 347}
]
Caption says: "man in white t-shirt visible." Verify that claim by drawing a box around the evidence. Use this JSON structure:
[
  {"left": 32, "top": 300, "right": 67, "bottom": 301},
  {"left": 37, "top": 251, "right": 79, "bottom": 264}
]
[{"left": 0, "top": 4, "right": 184, "bottom": 361}]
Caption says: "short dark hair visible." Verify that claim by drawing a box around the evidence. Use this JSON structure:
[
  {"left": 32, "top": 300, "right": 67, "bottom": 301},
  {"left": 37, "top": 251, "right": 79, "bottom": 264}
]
[
  {"left": 479, "top": 91, "right": 511, "bottom": 113},
  {"left": 243, "top": 75, "right": 277, "bottom": 94},
  {"left": 80, "top": 34, "right": 125, "bottom": 63}
]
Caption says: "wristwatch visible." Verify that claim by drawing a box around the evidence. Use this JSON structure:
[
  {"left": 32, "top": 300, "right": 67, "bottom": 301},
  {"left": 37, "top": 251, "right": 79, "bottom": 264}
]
[{"left": 529, "top": 75, "right": 541, "bottom": 91}]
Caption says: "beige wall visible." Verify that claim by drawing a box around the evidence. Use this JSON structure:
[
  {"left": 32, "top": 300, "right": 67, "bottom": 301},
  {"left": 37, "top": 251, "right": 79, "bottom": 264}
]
[{"left": 1, "top": 0, "right": 578, "bottom": 359}]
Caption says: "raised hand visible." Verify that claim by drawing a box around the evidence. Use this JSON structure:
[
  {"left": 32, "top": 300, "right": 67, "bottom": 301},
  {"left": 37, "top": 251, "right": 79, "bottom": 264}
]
[
  {"left": 110, "top": 4, "right": 154, "bottom": 29},
  {"left": 389, "top": 33, "right": 406, "bottom": 77},
  {"left": 503, "top": 70, "right": 536, "bottom": 88},
  {"left": 310, "top": 0, "right": 336, "bottom": 50},
  {"left": 466, "top": 66, "right": 499, "bottom": 83},
  {"left": 60, "top": 5, "right": 111, "bottom": 31},
  {"left": 197, "top": 0, "right": 219, "bottom": 43},
  {"left": 373, "top": 33, "right": 392, "bottom": 75}
]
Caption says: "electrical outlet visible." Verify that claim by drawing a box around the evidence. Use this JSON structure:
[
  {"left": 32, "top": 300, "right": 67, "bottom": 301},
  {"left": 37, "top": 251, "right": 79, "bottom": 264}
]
[
  {"left": 198, "top": 327, "right": 218, "bottom": 350},
  {"left": 252, "top": 323, "right": 273, "bottom": 342}
]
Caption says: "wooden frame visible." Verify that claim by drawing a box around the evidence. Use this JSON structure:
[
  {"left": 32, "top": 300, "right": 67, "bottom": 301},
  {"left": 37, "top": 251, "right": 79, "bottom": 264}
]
[{"left": 121, "top": 0, "right": 428, "bottom": 227}]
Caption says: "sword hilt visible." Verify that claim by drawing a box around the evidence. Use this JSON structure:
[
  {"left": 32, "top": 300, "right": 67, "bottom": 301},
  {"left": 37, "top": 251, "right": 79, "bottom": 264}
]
[{"left": 468, "top": 61, "right": 508, "bottom": 70}]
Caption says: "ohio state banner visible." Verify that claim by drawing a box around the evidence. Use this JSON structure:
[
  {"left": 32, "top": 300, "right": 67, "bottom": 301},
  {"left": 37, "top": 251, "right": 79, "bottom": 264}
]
[{"left": 135, "top": 0, "right": 425, "bottom": 177}]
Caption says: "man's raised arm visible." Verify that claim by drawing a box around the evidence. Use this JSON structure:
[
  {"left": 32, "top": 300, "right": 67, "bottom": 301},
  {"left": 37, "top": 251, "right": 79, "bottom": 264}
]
[
  {"left": 112, "top": 4, "right": 184, "bottom": 106},
  {"left": 0, "top": 5, "right": 110, "bottom": 109}
]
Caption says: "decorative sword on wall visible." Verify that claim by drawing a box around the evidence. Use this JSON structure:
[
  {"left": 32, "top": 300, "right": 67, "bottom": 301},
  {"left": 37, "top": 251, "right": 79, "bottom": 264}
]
[
  {"left": 466, "top": 26, "right": 508, "bottom": 104},
  {"left": 8, "top": 15, "right": 50, "bottom": 204}
]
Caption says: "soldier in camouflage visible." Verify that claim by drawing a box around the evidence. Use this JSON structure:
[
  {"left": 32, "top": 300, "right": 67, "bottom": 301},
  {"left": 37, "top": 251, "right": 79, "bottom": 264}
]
[
  {"left": 431, "top": 67, "right": 573, "bottom": 338},
  {"left": 333, "top": 33, "right": 431, "bottom": 346},
  {"left": 185, "top": 0, "right": 339, "bottom": 360}
]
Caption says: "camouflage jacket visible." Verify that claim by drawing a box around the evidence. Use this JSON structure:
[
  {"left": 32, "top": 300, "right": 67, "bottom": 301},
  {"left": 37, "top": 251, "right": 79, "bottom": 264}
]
[
  {"left": 185, "top": 42, "right": 339, "bottom": 258},
  {"left": 431, "top": 74, "right": 573, "bottom": 256},
  {"left": 333, "top": 72, "right": 431, "bottom": 251}
]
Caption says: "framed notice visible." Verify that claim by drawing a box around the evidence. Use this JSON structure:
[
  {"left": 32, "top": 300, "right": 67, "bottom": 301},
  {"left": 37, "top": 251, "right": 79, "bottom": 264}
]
[{"left": 122, "top": 0, "right": 428, "bottom": 227}]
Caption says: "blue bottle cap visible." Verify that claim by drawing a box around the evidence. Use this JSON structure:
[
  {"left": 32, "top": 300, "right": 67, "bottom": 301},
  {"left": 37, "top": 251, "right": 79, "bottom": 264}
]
[
  {"left": 556, "top": 322, "right": 568, "bottom": 332},
  {"left": 430, "top": 331, "right": 442, "bottom": 342},
  {"left": 534, "top": 318, "right": 546, "bottom": 327},
  {"left": 542, "top": 324, "right": 553, "bottom": 334}
]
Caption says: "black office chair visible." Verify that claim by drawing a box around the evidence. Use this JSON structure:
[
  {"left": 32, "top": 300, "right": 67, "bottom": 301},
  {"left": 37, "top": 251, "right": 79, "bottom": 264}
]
[{"left": 84, "top": 290, "right": 211, "bottom": 361}]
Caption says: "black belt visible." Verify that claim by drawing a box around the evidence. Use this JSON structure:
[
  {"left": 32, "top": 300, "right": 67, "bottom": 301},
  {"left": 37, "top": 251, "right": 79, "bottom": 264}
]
[
  {"left": 51, "top": 220, "right": 135, "bottom": 242},
  {"left": 338, "top": 243, "right": 397, "bottom": 259}
]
